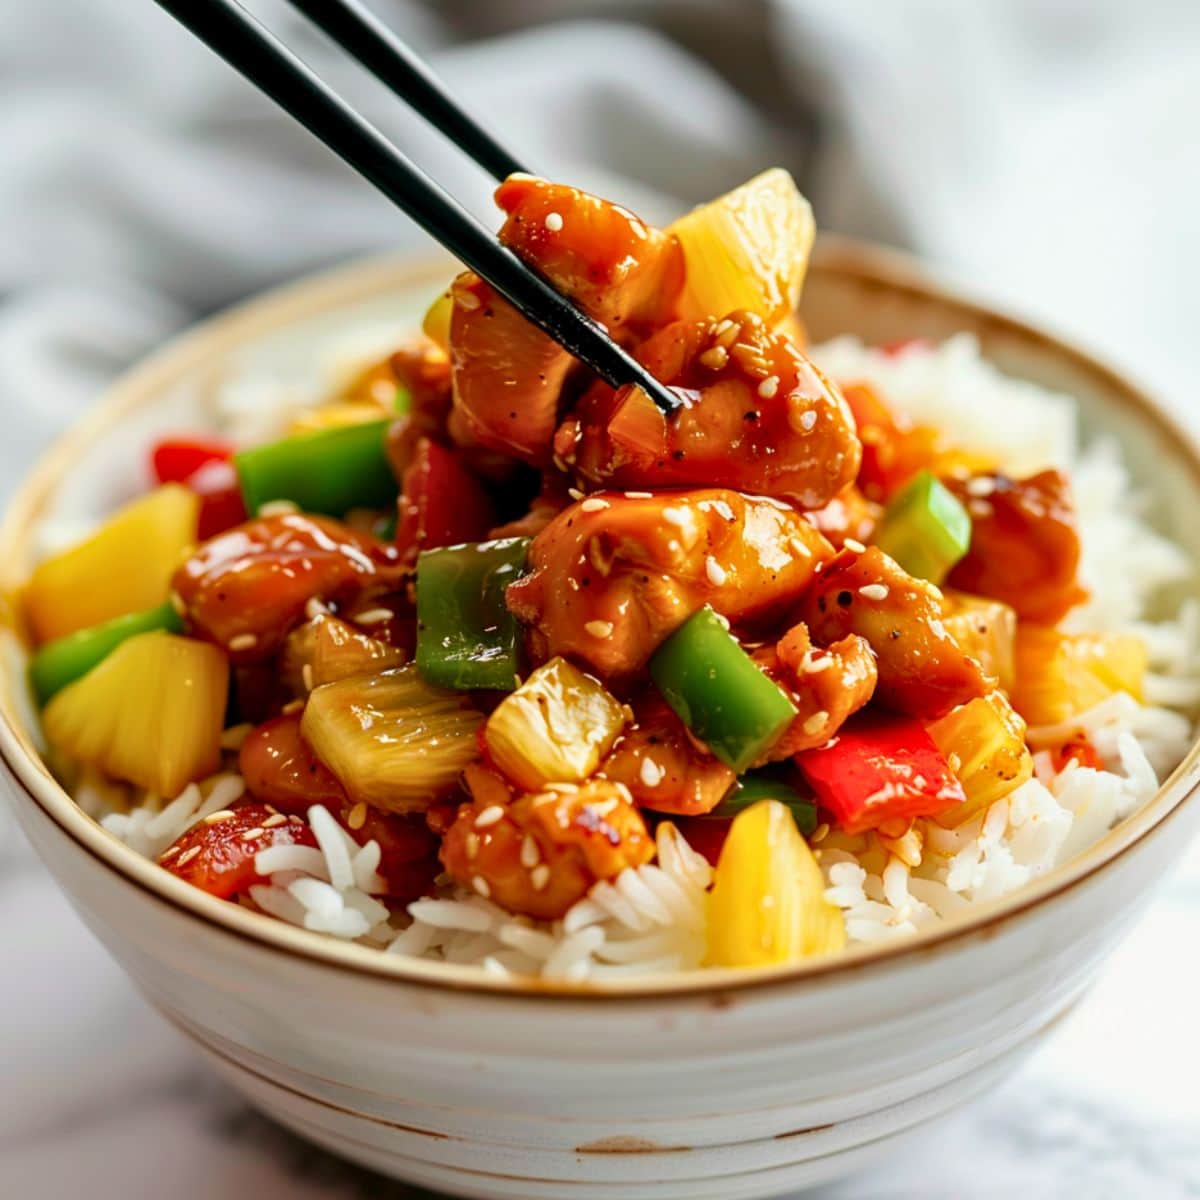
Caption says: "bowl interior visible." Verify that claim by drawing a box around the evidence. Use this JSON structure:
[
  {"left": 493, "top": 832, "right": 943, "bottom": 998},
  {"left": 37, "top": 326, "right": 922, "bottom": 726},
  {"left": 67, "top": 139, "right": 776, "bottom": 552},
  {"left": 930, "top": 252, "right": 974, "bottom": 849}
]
[{"left": 2, "top": 239, "right": 1198, "bottom": 997}]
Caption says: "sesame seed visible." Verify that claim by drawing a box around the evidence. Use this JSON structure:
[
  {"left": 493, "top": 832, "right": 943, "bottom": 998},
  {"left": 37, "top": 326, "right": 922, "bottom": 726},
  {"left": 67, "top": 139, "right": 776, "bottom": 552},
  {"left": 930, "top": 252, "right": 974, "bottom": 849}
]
[
  {"left": 304, "top": 597, "right": 328, "bottom": 620},
  {"left": 811, "top": 823, "right": 830, "bottom": 844},
  {"left": 639, "top": 756, "right": 665, "bottom": 787},
  {"left": 456, "top": 290, "right": 482, "bottom": 311},
  {"left": 159, "top": 845, "right": 181, "bottom": 862},
  {"left": 788, "top": 536, "right": 813, "bottom": 558},
  {"left": 590, "top": 797, "right": 619, "bottom": 817},
  {"left": 803, "top": 653, "right": 833, "bottom": 674},
  {"left": 203, "top": 809, "right": 236, "bottom": 824},
  {"left": 800, "top": 410, "right": 817, "bottom": 431},
  {"left": 288, "top": 814, "right": 305, "bottom": 826},
  {"left": 263, "top": 813, "right": 287, "bottom": 828},
  {"left": 705, "top": 556, "right": 728, "bottom": 586},
  {"left": 475, "top": 805, "right": 506, "bottom": 828},
  {"left": 241, "top": 827, "right": 266, "bottom": 841},
  {"left": 544, "top": 211, "right": 564, "bottom": 232},
  {"left": 176, "top": 846, "right": 201, "bottom": 866},
  {"left": 580, "top": 497, "right": 610, "bottom": 513},
  {"left": 281, "top": 698, "right": 305, "bottom": 715},
  {"left": 624, "top": 491, "right": 653, "bottom": 499},
  {"left": 520, "top": 835, "right": 540, "bottom": 868},
  {"left": 302, "top": 664, "right": 315, "bottom": 692},
  {"left": 354, "top": 607, "right": 392, "bottom": 625},
  {"left": 530, "top": 864, "right": 551, "bottom": 891},
  {"left": 802, "top": 711, "right": 828, "bottom": 736},
  {"left": 844, "top": 538, "right": 866, "bottom": 554},
  {"left": 966, "top": 476, "right": 995, "bottom": 497},
  {"left": 169, "top": 590, "right": 186, "bottom": 617},
  {"left": 757, "top": 375, "right": 779, "bottom": 399},
  {"left": 969, "top": 499, "right": 994, "bottom": 518},
  {"left": 465, "top": 831, "right": 480, "bottom": 858},
  {"left": 228, "top": 633, "right": 258, "bottom": 652},
  {"left": 585, "top": 619, "right": 614, "bottom": 639},
  {"left": 472, "top": 875, "right": 492, "bottom": 898},
  {"left": 712, "top": 611, "right": 731, "bottom": 630},
  {"left": 567, "top": 487, "right": 585, "bottom": 500},
  {"left": 347, "top": 802, "right": 368, "bottom": 830},
  {"left": 543, "top": 781, "right": 580, "bottom": 794},
  {"left": 661, "top": 505, "right": 690, "bottom": 528},
  {"left": 698, "top": 346, "right": 728, "bottom": 370},
  {"left": 859, "top": 583, "right": 890, "bottom": 601},
  {"left": 258, "top": 499, "right": 299, "bottom": 517}
]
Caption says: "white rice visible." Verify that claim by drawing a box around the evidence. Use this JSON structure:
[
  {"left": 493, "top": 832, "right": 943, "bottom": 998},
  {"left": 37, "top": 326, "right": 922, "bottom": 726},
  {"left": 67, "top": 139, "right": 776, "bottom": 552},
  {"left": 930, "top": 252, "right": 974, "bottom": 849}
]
[{"left": 86, "top": 335, "right": 1199, "bottom": 975}]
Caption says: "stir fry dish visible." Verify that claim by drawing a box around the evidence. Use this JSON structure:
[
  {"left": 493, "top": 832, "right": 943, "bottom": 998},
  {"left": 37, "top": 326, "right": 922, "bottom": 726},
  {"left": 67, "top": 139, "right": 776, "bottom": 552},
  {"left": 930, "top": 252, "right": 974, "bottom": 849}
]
[{"left": 22, "top": 169, "right": 1194, "bottom": 977}]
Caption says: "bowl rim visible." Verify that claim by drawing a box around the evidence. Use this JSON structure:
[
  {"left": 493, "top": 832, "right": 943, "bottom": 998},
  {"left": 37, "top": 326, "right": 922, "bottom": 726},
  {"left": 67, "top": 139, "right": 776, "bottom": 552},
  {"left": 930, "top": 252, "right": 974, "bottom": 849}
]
[{"left": 3, "top": 238, "right": 1199, "bottom": 1003}]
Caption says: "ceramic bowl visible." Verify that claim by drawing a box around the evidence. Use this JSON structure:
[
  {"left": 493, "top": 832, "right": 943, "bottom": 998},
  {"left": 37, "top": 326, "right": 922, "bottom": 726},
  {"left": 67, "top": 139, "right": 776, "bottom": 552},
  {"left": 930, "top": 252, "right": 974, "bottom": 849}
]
[{"left": 3, "top": 241, "right": 1199, "bottom": 1200}]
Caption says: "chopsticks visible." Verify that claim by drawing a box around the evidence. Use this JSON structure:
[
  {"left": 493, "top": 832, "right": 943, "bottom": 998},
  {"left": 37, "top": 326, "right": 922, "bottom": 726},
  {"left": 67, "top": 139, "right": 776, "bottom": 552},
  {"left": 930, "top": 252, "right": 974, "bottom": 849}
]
[
  {"left": 152, "top": 0, "right": 683, "bottom": 416},
  {"left": 285, "top": 0, "right": 524, "bottom": 181}
]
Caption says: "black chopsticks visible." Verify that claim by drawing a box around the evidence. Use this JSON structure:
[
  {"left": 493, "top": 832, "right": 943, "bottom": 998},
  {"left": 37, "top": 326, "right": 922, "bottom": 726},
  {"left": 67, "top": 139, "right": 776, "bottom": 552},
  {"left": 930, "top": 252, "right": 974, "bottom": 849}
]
[
  {"left": 152, "top": 0, "right": 682, "bottom": 416},
  {"left": 285, "top": 0, "right": 524, "bottom": 181}
]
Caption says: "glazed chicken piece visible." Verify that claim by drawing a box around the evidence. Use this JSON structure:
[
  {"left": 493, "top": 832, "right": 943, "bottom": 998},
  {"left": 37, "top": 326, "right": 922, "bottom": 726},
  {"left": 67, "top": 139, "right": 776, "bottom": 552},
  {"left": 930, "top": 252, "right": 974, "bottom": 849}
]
[
  {"left": 752, "top": 624, "right": 878, "bottom": 758},
  {"left": 557, "top": 311, "right": 860, "bottom": 509},
  {"left": 441, "top": 766, "right": 654, "bottom": 920},
  {"left": 506, "top": 489, "right": 834, "bottom": 679},
  {"left": 801, "top": 546, "right": 990, "bottom": 719},
  {"left": 448, "top": 177, "right": 684, "bottom": 465},
  {"left": 946, "top": 469, "right": 1087, "bottom": 624},
  {"left": 600, "top": 691, "right": 736, "bottom": 816},
  {"left": 173, "top": 513, "right": 406, "bottom": 665}
]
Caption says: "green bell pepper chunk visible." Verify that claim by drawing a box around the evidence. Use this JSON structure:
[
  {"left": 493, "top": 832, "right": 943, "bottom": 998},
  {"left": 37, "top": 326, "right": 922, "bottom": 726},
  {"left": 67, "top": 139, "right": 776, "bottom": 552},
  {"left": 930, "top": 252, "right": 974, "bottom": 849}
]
[
  {"left": 29, "top": 601, "right": 184, "bottom": 704},
  {"left": 649, "top": 606, "right": 798, "bottom": 773},
  {"left": 873, "top": 469, "right": 971, "bottom": 584},
  {"left": 415, "top": 537, "right": 530, "bottom": 691},
  {"left": 708, "top": 772, "right": 819, "bottom": 835},
  {"left": 234, "top": 418, "right": 397, "bottom": 517}
]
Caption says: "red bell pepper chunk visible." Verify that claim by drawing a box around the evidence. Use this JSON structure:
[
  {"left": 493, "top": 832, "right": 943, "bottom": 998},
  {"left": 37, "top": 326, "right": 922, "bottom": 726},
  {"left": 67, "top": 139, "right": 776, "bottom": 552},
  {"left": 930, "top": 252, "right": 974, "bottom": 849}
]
[
  {"left": 151, "top": 436, "right": 234, "bottom": 484},
  {"left": 185, "top": 458, "right": 249, "bottom": 540},
  {"left": 394, "top": 437, "right": 494, "bottom": 565},
  {"left": 159, "top": 800, "right": 317, "bottom": 899},
  {"left": 794, "top": 712, "right": 964, "bottom": 834}
]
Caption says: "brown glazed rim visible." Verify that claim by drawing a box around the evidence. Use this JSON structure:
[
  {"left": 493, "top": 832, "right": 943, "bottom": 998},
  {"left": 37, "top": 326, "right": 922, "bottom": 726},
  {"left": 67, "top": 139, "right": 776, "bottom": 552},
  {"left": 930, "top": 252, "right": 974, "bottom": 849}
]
[{"left": 2, "top": 238, "right": 1198, "bottom": 1003}]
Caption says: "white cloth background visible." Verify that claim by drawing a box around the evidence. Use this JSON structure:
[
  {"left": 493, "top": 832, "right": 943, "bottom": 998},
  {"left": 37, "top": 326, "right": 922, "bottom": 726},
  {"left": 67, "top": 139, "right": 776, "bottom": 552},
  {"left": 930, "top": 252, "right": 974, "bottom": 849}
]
[{"left": 1, "top": 1, "right": 1198, "bottom": 1196}]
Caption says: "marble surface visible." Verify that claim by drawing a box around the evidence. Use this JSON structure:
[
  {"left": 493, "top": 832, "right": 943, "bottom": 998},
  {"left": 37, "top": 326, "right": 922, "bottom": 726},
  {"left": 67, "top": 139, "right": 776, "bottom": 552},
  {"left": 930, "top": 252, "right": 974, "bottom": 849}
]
[{"left": 2, "top": 801, "right": 1198, "bottom": 1199}]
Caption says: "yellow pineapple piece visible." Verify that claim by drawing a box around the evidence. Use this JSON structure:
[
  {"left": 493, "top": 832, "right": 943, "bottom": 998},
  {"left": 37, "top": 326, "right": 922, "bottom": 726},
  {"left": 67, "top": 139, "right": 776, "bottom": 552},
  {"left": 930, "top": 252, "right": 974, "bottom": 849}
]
[
  {"left": 43, "top": 631, "right": 228, "bottom": 796},
  {"left": 929, "top": 691, "right": 1033, "bottom": 826},
  {"left": 1012, "top": 626, "right": 1146, "bottom": 727},
  {"left": 668, "top": 169, "right": 816, "bottom": 325},
  {"left": 942, "top": 591, "right": 1018, "bottom": 691},
  {"left": 706, "top": 799, "right": 845, "bottom": 967},
  {"left": 25, "top": 485, "right": 199, "bottom": 644}
]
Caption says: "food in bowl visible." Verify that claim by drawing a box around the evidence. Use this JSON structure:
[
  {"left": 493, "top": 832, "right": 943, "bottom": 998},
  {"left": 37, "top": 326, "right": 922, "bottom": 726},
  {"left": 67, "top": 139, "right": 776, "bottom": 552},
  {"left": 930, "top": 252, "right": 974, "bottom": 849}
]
[{"left": 18, "top": 171, "right": 1198, "bottom": 981}]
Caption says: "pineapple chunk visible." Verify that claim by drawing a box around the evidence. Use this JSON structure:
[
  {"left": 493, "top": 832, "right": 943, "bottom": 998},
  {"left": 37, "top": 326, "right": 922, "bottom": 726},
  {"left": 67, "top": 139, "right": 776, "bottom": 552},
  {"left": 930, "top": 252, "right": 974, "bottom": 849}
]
[
  {"left": 42, "top": 631, "right": 228, "bottom": 796},
  {"left": 928, "top": 691, "right": 1032, "bottom": 826},
  {"left": 25, "top": 485, "right": 199, "bottom": 644},
  {"left": 667, "top": 169, "right": 816, "bottom": 325},
  {"left": 281, "top": 613, "right": 407, "bottom": 692},
  {"left": 706, "top": 799, "right": 845, "bottom": 967},
  {"left": 302, "top": 665, "right": 483, "bottom": 812},
  {"left": 942, "top": 591, "right": 1018, "bottom": 691},
  {"left": 1011, "top": 626, "right": 1146, "bottom": 727},
  {"left": 484, "top": 657, "right": 627, "bottom": 791}
]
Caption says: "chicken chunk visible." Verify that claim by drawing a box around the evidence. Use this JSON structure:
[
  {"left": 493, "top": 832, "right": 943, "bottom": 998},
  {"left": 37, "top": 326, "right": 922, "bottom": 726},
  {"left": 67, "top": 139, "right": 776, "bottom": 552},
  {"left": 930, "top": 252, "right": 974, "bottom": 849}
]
[
  {"left": 600, "top": 691, "right": 735, "bottom": 816},
  {"left": 440, "top": 766, "right": 654, "bottom": 920},
  {"left": 946, "top": 469, "right": 1087, "bottom": 624},
  {"left": 801, "top": 546, "right": 990, "bottom": 719},
  {"left": 173, "top": 514, "right": 405, "bottom": 664},
  {"left": 556, "top": 312, "right": 860, "bottom": 509},
  {"left": 448, "top": 178, "right": 684, "bottom": 465},
  {"left": 506, "top": 489, "right": 833, "bottom": 679},
  {"left": 805, "top": 484, "right": 881, "bottom": 549},
  {"left": 753, "top": 625, "right": 878, "bottom": 758}
]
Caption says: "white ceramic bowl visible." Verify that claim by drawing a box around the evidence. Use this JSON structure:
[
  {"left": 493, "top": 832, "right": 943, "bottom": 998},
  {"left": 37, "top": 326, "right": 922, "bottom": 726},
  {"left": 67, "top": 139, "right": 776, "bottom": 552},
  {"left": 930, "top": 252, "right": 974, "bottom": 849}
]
[{"left": 3, "top": 242, "right": 1199, "bottom": 1199}]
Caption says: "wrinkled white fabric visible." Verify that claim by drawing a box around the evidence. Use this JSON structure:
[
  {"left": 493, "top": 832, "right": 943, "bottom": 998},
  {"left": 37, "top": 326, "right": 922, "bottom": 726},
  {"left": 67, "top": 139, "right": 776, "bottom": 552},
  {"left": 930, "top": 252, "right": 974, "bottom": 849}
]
[{"left": 1, "top": 2, "right": 1199, "bottom": 1196}]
